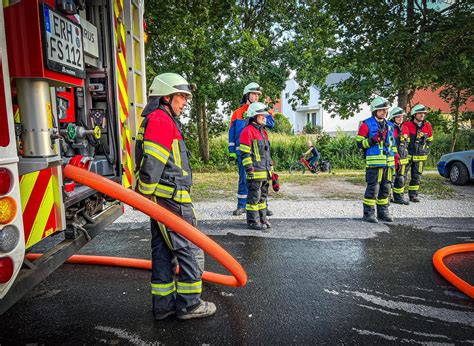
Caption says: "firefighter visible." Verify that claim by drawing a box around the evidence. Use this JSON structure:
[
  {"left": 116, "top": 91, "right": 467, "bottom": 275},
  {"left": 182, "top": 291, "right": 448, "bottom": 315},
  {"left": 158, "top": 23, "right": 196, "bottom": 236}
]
[
  {"left": 135, "top": 73, "right": 216, "bottom": 320},
  {"left": 228, "top": 82, "right": 274, "bottom": 216},
  {"left": 389, "top": 107, "right": 410, "bottom": 205},
  {"left": 356, "top": 96, "right": 397, "bottom": 223},
  {"left": 404, "top": 104, "right": 433, "bottom": 202},
  {"left": 239, "top": 102, "right": 273, "bottom": 230}
]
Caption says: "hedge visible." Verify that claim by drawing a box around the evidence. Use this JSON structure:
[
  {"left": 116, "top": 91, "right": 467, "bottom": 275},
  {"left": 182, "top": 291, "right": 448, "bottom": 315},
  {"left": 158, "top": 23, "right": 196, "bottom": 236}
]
[{"left": 186, "top": 129, "right": 473, "bottom": 171}]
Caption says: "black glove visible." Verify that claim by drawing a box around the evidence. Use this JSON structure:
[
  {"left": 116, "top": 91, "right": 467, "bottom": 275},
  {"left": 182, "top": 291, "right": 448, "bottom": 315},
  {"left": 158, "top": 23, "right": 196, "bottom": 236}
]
[
  {"left": 246, "top": 168, "right": 254, "bottom": 179},
  {"left": 369, "top": 136, "right": 381, "bottom": 146},
  {"left": 418, "top": 134, "right": 427, "bottom": 145}
]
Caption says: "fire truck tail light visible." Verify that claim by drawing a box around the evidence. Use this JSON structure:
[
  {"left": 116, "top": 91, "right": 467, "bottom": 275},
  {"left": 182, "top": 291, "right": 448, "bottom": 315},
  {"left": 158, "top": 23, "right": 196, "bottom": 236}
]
[
  {"left": 0, "top": 257, "right": 14, "bottom": 284},
  {"left": 0, "top": 197, "right": 17, "bottom": 224},
  {"left": 0, "top": 225, "right": 19, "bottom": 253},
  {"left": 0, "top": 168, "right": 13, "bottom": 196}
]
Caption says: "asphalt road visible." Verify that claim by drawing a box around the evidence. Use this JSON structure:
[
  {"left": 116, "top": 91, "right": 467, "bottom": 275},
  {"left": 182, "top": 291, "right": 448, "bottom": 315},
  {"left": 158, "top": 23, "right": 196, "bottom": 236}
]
[{"left": 1, "top": 217, "right": 473, "bottom": 344}]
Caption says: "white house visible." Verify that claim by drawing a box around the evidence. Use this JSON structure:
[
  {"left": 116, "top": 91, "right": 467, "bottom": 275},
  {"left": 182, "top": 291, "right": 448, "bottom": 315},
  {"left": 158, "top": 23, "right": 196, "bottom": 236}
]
[{"left": 280, "top": 74, "right": 374, "bottom": 136}]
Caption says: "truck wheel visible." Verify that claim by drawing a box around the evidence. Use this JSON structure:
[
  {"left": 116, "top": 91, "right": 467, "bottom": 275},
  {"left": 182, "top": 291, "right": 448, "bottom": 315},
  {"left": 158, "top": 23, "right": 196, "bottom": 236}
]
[{"left": 449, "top": 162, "right": 469, "bottom": 186}]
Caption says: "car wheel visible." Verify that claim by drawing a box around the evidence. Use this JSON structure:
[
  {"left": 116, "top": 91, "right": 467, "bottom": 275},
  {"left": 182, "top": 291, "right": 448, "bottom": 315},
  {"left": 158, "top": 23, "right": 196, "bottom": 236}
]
[{"left": 449, "top": 162, "right": 469, "bottom": 186}]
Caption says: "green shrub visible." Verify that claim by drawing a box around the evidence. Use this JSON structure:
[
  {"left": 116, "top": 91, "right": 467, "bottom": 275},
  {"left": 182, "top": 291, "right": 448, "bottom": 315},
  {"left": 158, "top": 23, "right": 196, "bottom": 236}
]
[
  {"left": 185, "top": 128, "right": 473, "bottom": 171},
  {"left": 428, "top": 129, "right": 474, "bottom": 166},
  {"left": 272, "top": 112, "right": 293, "bottom": 135}
]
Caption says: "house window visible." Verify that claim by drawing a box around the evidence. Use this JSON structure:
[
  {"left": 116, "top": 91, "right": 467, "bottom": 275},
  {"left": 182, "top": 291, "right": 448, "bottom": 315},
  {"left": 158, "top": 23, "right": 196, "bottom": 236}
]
[
  {"left": 306, "top": 111, "right": 321, "bottom": 127},
  {"left": 285, "top": 92, "right": 290, "bottom": 99}
]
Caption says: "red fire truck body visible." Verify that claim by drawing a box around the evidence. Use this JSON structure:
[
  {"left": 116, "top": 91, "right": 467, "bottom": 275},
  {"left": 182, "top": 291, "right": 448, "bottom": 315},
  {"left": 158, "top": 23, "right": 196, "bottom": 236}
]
[{"left": 0, "top": 0, "right": 146, "bottom": 313}]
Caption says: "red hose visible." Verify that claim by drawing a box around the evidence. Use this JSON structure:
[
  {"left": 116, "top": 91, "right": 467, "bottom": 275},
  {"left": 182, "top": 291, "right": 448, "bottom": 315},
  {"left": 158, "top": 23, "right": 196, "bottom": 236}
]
[
  {"left": 432, "top": 243, "right": 474, "bottom": 299},
  {"left": 52, "top": 164, "right": 247, "bottom": 287}
]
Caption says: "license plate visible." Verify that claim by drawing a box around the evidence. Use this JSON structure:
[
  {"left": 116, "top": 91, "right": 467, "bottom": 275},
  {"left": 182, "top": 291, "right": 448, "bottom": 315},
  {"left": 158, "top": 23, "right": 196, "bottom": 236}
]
[{"left": 42, "top": 5, "right": 85, "bottom": 79}]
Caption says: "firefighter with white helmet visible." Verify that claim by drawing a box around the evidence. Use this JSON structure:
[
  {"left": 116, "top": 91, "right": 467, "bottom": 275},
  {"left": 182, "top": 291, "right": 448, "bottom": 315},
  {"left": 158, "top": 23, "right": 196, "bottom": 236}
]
[
  {"left": 404, "top": 104, "right": 433, "bottom": 202},
  {"left": 135, "top": 73, "right": 216, "bottom": 320},
  {"left": 239, "top": 102, "right": 274, "bottom": 230},
  {"left": 356, "top": 96, "right": 397, "bottom": 223},
  {"left": 389, "top": 107, "right": 410, "bottom": 205},
  {"left": 228, "top": 82, "right": 274, "bottom": 216}
]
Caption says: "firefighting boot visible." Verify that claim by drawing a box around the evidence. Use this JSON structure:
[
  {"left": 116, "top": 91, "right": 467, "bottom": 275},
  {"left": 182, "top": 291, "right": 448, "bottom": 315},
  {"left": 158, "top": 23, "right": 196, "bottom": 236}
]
[
  {"left": 409, "top": 192, "right": 420, "bottom": 203},
  {"left": 248, "top": 222, "right": 264, "bottom": 231},
  {"left": 232, "top": 208, "right": 246, "bottom": 216},
  {"left": 393, "top": 193, "right": 409, "bottom": 205},
  {"left": 362, "top": 205, "right": 378, "bottom": 223},
  {"left": 377, "top": 205, "right": 394, "bottom": 222},
  {"left": 177, "top": 301, "right": 217, "bottom": 320},
  {"left": 154, "top": 310, "right": 176, "bottom": 320},
  {"left": 363, "top": 213, "right": 378, "bottom": 223},
  {"left": 247, "top": 211, "right": 263, "bottom": 230}
]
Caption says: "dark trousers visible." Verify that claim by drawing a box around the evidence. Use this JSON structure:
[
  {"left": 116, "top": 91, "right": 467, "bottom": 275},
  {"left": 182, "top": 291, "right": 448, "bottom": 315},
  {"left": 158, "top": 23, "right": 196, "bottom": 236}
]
[
  {"left": 236, "top": 155, "right": 248, "bottom": 209},
  {"left": 150, "top": 197, "right": 204, "bottom": 316},
  {"left": 363, "top": 167, "right": 393, "bottom": 215},
  {"left": 406, "top": 160, "right": 424, "bottom": 197},
  {"left": 308, "top": 153, "right": 320, "bottom": 169},
  {"left": 393, "top": 164, "right": 407, "bottom": 200},
  {"left": 246, "top": 179, "right": 269, "bottom": 225}
]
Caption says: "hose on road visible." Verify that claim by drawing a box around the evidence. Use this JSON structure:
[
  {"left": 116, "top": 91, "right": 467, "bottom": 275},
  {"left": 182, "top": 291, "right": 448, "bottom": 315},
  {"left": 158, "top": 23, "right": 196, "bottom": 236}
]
[
  {"left": 432, "top": 243, "right": 474, "bottom": 299},
  {"left": 26, "top": 164, "right": 247, "bottom": 287}
]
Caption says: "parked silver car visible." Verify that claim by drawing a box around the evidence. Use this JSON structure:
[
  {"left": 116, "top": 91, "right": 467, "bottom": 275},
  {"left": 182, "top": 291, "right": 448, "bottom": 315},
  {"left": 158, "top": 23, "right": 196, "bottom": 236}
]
[{"left": 437, "top": 150, "right": 474, "bottom": 185}]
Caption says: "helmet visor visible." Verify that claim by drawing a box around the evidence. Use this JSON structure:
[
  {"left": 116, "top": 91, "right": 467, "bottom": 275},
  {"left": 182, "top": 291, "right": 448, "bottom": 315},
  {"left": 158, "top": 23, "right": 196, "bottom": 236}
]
[
  {"left": 174, "top": 83, "right": 196, "bottom": 94},
  {"left": 415, "top": 106, "right": 427, "bottom": 113},
  {"left": 248, "top": 86, "right": 262, "bottom": 94},
  {"left": 376, "top": 101, "right": 389, "bottom": 109},
  {"left": 253, "top": 107, "right": 270, "bottom": 116}
]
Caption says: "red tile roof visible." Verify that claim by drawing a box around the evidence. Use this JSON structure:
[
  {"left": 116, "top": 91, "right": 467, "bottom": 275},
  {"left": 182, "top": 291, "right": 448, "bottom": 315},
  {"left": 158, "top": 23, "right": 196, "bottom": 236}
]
[{"left": 411, "top": 87, "right": 474, "bottom": 113}]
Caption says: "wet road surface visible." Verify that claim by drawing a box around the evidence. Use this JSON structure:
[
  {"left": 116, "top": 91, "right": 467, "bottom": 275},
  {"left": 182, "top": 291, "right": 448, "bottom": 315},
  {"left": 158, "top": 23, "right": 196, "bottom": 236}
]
[{"left": 1, "top": 217, "right": 473, "bottom": 344}]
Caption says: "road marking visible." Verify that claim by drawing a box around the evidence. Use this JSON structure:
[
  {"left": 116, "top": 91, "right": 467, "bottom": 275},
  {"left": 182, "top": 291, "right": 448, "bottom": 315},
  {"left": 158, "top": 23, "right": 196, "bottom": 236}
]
[{"left": 95, "top": 326, "right": 160, "bottom": 345}]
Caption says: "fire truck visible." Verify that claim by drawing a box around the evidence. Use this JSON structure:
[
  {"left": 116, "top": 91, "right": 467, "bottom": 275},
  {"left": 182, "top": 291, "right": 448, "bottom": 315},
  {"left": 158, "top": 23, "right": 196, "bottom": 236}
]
[{"left": 0, "top": 0, "right": 146, "bottom": 313}]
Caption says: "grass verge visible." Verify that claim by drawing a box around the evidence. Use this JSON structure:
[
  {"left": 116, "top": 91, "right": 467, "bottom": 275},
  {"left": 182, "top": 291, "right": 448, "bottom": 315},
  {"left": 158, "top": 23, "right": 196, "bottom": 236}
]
[
  {"left": 344, "top": 172, "right": 457, "bottom": 199},
  {"left": 191, "top": 170, "right": 459, "bottom": 201}
]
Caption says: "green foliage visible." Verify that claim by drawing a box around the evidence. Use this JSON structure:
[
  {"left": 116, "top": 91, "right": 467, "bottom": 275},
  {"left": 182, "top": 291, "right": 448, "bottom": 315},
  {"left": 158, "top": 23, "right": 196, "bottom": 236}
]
[
  {"left": 428, "top": 129, "right": 474, "bottom": 166},
  {"left": 185, "top": 129, "right": 473, "bottom": 171},
  {"left": 272, "top": 112, "right": 293, "bottom": 135},
  {"left": 186, "top": 131, "right": 364, "bottom": 170},
  {"left": 145, "top": 1, "right": 296, "bottom": 160},
  {"left": 284, "top": 1, "right": 474, "bottom": 116},
  {"left": 303, "top": 123, "right": 320, "bottom": 134},
  {"left": 319, "top": 133, "right": 365, "bottom": 170},
  {"left": 427, "top": 109, "right": 450, "bottom": 133}
]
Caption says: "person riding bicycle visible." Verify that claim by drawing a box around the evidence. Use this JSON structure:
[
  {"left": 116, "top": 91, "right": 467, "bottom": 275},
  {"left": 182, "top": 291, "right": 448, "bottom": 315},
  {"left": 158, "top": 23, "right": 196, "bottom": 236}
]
[{"left": 302, "top": 140, "right": 320, "bottom": 172}]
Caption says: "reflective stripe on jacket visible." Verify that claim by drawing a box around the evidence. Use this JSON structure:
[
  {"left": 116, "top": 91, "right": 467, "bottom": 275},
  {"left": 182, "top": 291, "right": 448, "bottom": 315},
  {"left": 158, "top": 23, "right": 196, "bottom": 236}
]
[
  {"left": 394, "top": 123, "right": 409, "bottom": 164},
  {"left": 356, "top": 116, "right": 396, "bottom": 168},
  {"left": 239, "top": 122, "right": 272, "bottom": 180},
  {"left": 404, "top": 120, "right": 433, "bottom": 161},
  {"left": 135, "top": 108, "right": 192, "bottom": 203},
  {"left": 229, "top": 104, "right": 275, "bottom": 154}
]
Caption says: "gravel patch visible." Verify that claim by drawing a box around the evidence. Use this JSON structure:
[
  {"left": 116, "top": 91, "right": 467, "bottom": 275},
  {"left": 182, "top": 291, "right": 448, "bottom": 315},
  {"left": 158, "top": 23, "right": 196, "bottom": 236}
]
[{"left": 116, "top": 197, "right": 474, "bottom": 223}]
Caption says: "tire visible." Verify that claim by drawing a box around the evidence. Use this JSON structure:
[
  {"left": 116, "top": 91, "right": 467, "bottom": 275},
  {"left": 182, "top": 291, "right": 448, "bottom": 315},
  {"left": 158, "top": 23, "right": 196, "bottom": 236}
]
[
  {"left": 449, "top": 162, "right": 469, "bottom": 186},
  {"left": 289, "top": 162, "right": 306, "bottom": 175}
]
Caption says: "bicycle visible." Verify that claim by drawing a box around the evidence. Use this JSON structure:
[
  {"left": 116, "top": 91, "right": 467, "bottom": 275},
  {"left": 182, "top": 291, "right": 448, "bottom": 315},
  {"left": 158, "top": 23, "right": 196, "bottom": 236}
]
[{"left": 289, "top": 156, "right": 331, "bottom": 175}]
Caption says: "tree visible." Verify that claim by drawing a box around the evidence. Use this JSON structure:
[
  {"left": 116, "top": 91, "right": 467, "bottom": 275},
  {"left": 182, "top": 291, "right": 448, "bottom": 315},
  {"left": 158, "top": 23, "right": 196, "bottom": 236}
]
[
  {"left": 145, "top": 1, "right": 234, "bottom": 162},
  {"left": 284, "top": 1, "right": 474, "bottom": 119},
  {"left": 145, "top": 1, "right": 292, "bottom": 162},
  {"left": 429, "top": 2, "right": 474, "bottom": 151},
  {"left": 272, "top": 112, "right": 293, "bottom": 134}
]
